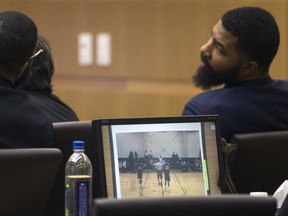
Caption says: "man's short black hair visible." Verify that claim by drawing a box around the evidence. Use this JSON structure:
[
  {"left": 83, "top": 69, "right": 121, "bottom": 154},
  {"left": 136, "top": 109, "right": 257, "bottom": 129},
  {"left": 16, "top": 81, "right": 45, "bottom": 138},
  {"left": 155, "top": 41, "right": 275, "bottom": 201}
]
[
  {"left": 0, "top": 11, "right": 38, "bottom": 72},
  {"left": 221, "top": 7, "right": 280, "bottom": 73}
]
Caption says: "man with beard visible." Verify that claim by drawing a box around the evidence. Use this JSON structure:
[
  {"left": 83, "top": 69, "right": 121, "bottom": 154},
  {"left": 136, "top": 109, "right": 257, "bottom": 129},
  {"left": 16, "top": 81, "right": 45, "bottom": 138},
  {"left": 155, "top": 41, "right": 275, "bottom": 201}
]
[{"left": 182, "top": 6, "right": 288, "bottom": 142}]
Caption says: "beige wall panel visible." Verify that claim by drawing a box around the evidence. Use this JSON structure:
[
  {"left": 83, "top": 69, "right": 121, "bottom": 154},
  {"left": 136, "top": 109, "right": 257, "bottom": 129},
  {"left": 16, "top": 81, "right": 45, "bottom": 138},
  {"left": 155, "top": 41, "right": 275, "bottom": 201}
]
[
  {"left": 1, "top": 0, "right": 287, "bottom": 120},
  {"left": 2, "top": 0, "right": 286, "bottom": 80},
  {"left": 53, "top": 78, "right": 201, "bottom": 120}
]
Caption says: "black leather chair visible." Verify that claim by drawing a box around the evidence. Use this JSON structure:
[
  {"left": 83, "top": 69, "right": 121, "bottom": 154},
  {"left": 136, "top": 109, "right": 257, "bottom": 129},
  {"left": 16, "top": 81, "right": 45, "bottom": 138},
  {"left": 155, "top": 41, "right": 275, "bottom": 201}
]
[
  {"left": 227, "top": 131, "right": 288, "bottom": 195},
  {"left": 46, "top": 121, "right": 106, "bottom": 216},
  {"left": 92, "top": 196, "right": 277, "bottom": 216},
  {"left": 0, "top": 148, "right": 61, "bottom": 216}
]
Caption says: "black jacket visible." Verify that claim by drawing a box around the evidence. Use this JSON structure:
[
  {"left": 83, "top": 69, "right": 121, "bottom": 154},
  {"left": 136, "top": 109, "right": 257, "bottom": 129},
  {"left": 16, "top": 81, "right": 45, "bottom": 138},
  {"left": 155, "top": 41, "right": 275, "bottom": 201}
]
[{"left": 0, "top": 78, "right": 53, "bottom": 148}]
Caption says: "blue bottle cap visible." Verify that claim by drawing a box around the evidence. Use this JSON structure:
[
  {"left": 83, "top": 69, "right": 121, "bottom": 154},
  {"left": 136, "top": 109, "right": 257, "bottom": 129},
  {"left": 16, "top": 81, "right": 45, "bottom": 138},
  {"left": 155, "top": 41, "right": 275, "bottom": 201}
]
[{"left": 72, "top": 141, "right": 85, "bottom": 149}]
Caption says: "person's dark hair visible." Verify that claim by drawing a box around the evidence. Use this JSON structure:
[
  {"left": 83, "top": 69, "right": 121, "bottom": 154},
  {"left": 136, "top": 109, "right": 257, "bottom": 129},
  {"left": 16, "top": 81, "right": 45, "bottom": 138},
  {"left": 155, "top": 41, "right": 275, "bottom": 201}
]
[
  {"left": 17, "top": 35, "right": 54, "bottom": 93},
  {"left": 221, "top": 7, "right": 280, "bottom": 73},
  {"left": 0, "top": 11, "right": 38, "bottom": 73}
]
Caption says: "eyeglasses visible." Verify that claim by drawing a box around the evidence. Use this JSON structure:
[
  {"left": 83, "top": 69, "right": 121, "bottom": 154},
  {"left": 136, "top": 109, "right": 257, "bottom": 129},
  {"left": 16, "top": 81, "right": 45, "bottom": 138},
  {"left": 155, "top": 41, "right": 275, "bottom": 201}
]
[{"left": 28, "top": 40, "right": 44, "bottom": 61}]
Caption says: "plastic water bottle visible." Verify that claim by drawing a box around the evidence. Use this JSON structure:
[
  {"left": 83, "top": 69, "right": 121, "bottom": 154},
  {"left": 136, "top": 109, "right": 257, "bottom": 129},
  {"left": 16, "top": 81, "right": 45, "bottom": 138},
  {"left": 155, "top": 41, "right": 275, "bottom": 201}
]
[{"left": 65, "top": 141, "right": 92, "bottom": 216}]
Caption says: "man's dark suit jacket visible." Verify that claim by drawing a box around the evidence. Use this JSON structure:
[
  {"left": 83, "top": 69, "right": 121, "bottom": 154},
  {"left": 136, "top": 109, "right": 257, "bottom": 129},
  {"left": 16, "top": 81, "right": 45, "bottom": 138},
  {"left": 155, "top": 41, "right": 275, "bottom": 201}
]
[
  {"left": 0, "top": 78, "right": 53, "bottom": 148},
  {"left": 23, "top": 91, "right": 79, "bottom": 123}
]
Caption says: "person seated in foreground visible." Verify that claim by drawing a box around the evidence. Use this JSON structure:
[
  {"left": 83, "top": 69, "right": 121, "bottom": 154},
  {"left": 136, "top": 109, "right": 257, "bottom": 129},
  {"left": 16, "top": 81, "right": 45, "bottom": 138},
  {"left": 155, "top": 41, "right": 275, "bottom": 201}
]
[{"left": 0, "top": 11, "right": 53, "bottom": 148}]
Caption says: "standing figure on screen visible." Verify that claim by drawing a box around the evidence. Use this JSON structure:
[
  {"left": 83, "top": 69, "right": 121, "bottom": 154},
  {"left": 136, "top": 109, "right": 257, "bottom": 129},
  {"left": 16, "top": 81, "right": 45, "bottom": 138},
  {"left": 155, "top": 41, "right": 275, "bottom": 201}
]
[
  {"left": 154, "top": 160, "right": 163, "bottom": 186},
  {"left": 159, "top": 155, "right": 165, "bottom": 165},
  {"left": 149, "top": 149, "right": 153, "bottom": 157},
  {"left": 164, "top": 162, "right": 171, "bottom": 192},
  {"left": 128, "top": 151, "right": 135, "bottom": 173},
  {"left": 144, "top": 150, "right": 149, "bottom": 167},
  {"left": 122, "top": 159, "right": 127, "bottom": 173},
  {"left": 136, "top": 162, "right": 143, "bottom": 192}
]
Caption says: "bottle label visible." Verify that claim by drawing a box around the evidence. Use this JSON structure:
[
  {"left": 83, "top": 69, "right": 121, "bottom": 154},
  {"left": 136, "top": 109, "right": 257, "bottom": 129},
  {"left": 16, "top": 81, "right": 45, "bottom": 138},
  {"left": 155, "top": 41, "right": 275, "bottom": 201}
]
[
  {"left": 65, "top": 178, "right": 91, "bottom": 216},
  {"left": 77, "top": 181, "right": 90, "bottom": 216}
]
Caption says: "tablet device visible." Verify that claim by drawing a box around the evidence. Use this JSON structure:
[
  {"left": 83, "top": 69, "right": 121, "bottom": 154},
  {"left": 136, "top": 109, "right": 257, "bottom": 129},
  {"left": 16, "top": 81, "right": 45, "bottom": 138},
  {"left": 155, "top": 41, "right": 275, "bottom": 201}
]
[{"left": 92, "top": 115, "right": 224, "bottom": 198}]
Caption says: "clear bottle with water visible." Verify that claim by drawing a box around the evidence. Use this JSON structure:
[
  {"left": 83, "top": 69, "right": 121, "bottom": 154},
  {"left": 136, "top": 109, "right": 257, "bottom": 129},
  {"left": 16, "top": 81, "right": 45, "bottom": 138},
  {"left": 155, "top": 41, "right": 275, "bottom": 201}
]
[{"left": 65, "top": 141, "right": 92, "bottom": 216}]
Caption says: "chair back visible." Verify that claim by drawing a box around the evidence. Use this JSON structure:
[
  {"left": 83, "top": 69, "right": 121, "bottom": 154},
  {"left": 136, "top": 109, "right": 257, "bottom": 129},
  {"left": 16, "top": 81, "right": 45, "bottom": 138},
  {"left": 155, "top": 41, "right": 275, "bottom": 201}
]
[
  {"left": 229, "top": 131, "right": 288, "bottom": 195},
  {"left": 0, "top": 148, "right": 61, "bottom": 216},
  {"left": 92, "top": 196, "right": 277, "bottom": 216},
  {"left": 46, "top": 121, "right": 105, "bottom": 216}
]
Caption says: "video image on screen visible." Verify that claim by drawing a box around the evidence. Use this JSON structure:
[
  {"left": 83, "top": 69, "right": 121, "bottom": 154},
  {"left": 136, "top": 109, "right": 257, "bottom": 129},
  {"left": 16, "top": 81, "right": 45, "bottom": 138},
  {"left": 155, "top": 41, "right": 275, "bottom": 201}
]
[{"left": 108, "top": 122, "right": 213, "bottom": 198}]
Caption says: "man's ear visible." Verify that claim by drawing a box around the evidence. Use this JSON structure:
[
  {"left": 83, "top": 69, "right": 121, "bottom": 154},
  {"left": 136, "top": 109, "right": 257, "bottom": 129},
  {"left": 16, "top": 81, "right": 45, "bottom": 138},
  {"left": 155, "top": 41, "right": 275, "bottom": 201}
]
[
  {"left": 16, "top": 61, "right": 31, "bottom": 80},
  {"left": 12, "top": 61, "right": 32, "bottom": 86},
  {"left": 239, "top": 61, "right": 259, "bottom": 79}
]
